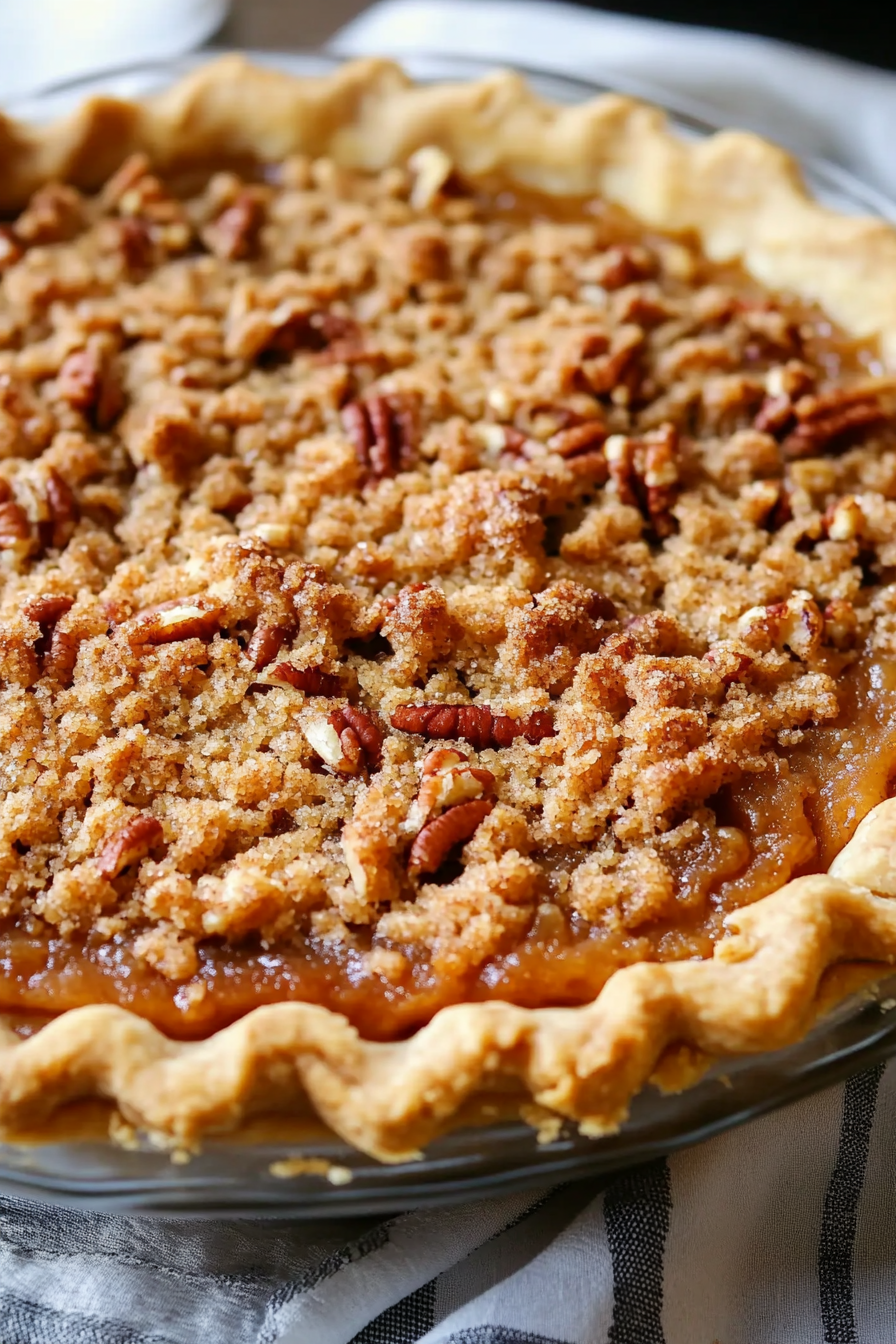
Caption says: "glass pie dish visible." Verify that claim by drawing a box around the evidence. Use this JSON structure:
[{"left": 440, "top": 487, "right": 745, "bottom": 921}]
[{"left": 3, "top": 50, "right": 896, "bottom": 1216}]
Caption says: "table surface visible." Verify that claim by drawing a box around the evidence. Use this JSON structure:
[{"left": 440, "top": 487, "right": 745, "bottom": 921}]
[{"left": 221, "top": 0, "right": 371, "bottom": 51}]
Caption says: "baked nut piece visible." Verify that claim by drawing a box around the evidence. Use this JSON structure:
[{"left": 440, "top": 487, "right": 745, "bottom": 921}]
[{"left": 2, "top": 58, "right": 896, "bottom": 1160}]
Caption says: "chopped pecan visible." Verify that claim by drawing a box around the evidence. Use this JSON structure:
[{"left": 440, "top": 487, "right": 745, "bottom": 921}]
[
  {"left": 203, "top": 192, "right": 265, "bottom": 260},
  {"left": 101, "top": 153, "right": 152, "bottom": 207},
  {"left": 766, "top": 361, "right": 816, "bottom": 401},
  {"left": 57, "top": 349, "right": 124, "bottom": 429},
  {"left": 0, "top": 499, "right": 31, "bottom": 555},
  {"left": 342, "top": 393, "right": 418, "bottom": 479},
  {"left": 737, "top": 589, "right": 824, "bottom": 659},
  {"left": 391, "top": 703, "right": 556, "bottom": 750},
  {"left": 246, "top": 622, "right": 288, "bottom": 671},
  {"left": 407, "top": 798, "right": 495, "bottom": 875},
  {"left": 768, "top": 483, "right": 794, "bottom": 531},
  {"left": 304, "top": 706, "right": 383, "bottom": 774},
  {"left": 95, "top": 815, "right": 164, "bottom": 880},
  {"left": 0, "top": 227, "right": 22, "bottom": 270},
  {"left": 741, "top": 306, "right": 802, "bottom": 361},
  {"left": 408, "top": 145, "right": 456, "bottom": 210},
  {"left": 407, "top": 748, "right": 496, "bottom": 832},
  {"left": 584, "top": 325, "right": 644, "bottom": 399},
  {"left": 0, "top": 371, "right": 55, "bottom": 456},
  {"left": 604, "top": 423, "right": 680, "bottom": 536},
  {"left": 590, "top": 244, "right": 656, "bottom": 291},
  {"left": 565, "top": 449, "right": 611, "bottom": 483},
  {"left": 14, "top": 183, "right": 84, "bottom": 244},
  {"left": 124, "top": 598, "right": 224, "bottom": 645},
  {"left": 42, "top": 468, "right": 80, "bottom": 551},
  {"left": 98, "top": 216, "right": 155, "bottom": 271},
  {"left": 753, "top": 393, "right": 795, "bottom": 437},
  {"left": 309, "top": 312, "right": 367, "bottom": 365},
  {"left": 267, "top": 663, "right": 343, "bottom": 696},
  {"left": 116, "top": 168, "right": 178, "bottom": 223},
  {"left": 547, "top": 421, "right": 608, "bottom": 460},
  {"left": 821, "top": 495, "right": 866, "bottom": 541},
  {"left": 498, "top": 425, "right": 530, "bottom": 456}
]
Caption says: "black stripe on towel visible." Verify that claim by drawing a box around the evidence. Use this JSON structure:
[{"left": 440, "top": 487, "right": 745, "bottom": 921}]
[
  {"left": 818, "top": 1065, "right": 883, "bottom": 1344},
  {"left": 605, "top": 1157, "right": 672, "bottom": 1344},
  {"left": 351, "top": 1276, "right": 437, "bottom": 1343}
]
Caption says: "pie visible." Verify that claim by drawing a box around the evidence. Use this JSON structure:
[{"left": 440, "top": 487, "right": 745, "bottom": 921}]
[{"left": 2, "top": 56, "right": 896, "bottom": 1163}]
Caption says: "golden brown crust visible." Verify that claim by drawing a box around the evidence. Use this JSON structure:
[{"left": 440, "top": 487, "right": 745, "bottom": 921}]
[
  {"left": 1, "top": 822, "right": 895, "bottom": 1161},
  {"left": 3, "top": 55, "right": 896, "bottom": 360},
  {"left": 3, "top": 57, "right": 896, "bottom": 1161}
]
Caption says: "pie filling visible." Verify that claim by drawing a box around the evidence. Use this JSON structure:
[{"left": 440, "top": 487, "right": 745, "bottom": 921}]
[{"left": 1, "top": 146, "right": 896, "bottom": 1042}]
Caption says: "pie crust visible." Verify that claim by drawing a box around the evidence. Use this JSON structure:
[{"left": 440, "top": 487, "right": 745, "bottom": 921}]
[{"left": 1, "top": 56, "right": 896, "bottom": 1162}]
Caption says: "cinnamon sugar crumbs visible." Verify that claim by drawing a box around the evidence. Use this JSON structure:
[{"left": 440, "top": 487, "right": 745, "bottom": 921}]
[{"left": 0, "top": 152, "right": 894, "bottom": 994}]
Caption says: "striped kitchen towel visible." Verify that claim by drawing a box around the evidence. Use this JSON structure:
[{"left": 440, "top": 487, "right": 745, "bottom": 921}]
[{"left": 1, "top": 1062, "right": 893, "bottom": 1343}]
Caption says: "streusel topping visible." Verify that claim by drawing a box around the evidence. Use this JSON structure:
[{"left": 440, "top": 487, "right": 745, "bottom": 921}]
[{"left": 1, "top": 150, "right": 895, "bottom": 1030}]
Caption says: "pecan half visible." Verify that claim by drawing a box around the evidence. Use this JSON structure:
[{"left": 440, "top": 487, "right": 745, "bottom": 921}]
[
  {"left": 124, "top": 598, "right": 224, "bottom": 645},
  {"left": 407, "top": 798, "right": 495, "bottom": 875},
  {"left": 780, "top": 389, "right": 890, "bottom": 459},
  {"left": 246, "top": 622, "right": 288, "bottom": 671},
  {"left": 44, "top": 468, "right": 80, "bottom": 550},
  {"left": 391, "top": 703, "right": 556, "bottom": 750},
  {"left": 340, "top": 706, "right": 384, "bottom": 762},
  {"left": 95, "top": 815, "right": 164, "bottom": 880},
  {"left": 267, "top": 663, "right": 343, "bottom": 696},
  {"left": 24, "top": 594, "right": 74, "bottom": 628},
  {"left": 304, "top": 706, "right": 383, "bottom": 774},
  {"left": 604, "top": 423, "right": 680, "bottom": 536},
  {"left": 57, "top": 349, "right": 123, "bottom": 429},
  {"left": 342, "top": 394, "right": 418, "bottom": 480},
  {"left": 24, "top": 593, "right": 79, "bottom": 682}
]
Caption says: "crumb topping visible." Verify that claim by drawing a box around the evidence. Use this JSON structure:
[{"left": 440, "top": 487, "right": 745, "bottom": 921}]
[{"left": 1, "top": 150, "right": 895, "bottom": 1004}]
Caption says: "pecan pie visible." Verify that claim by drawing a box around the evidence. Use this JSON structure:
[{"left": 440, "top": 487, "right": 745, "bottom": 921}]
[{"left": 2, "top": 57, "right": 896, "bottom": 1161}]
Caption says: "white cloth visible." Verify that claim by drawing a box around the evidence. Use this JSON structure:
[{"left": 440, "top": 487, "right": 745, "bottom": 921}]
[
  {"left": 0, "top": 0, "right": 228, "bottom": 100},
  {"left": 2, "top": 1066, "right": 893, "bottom": 1342},
  {"left": 4, "top": 6, "right": 896, "bottom": 1343}
]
